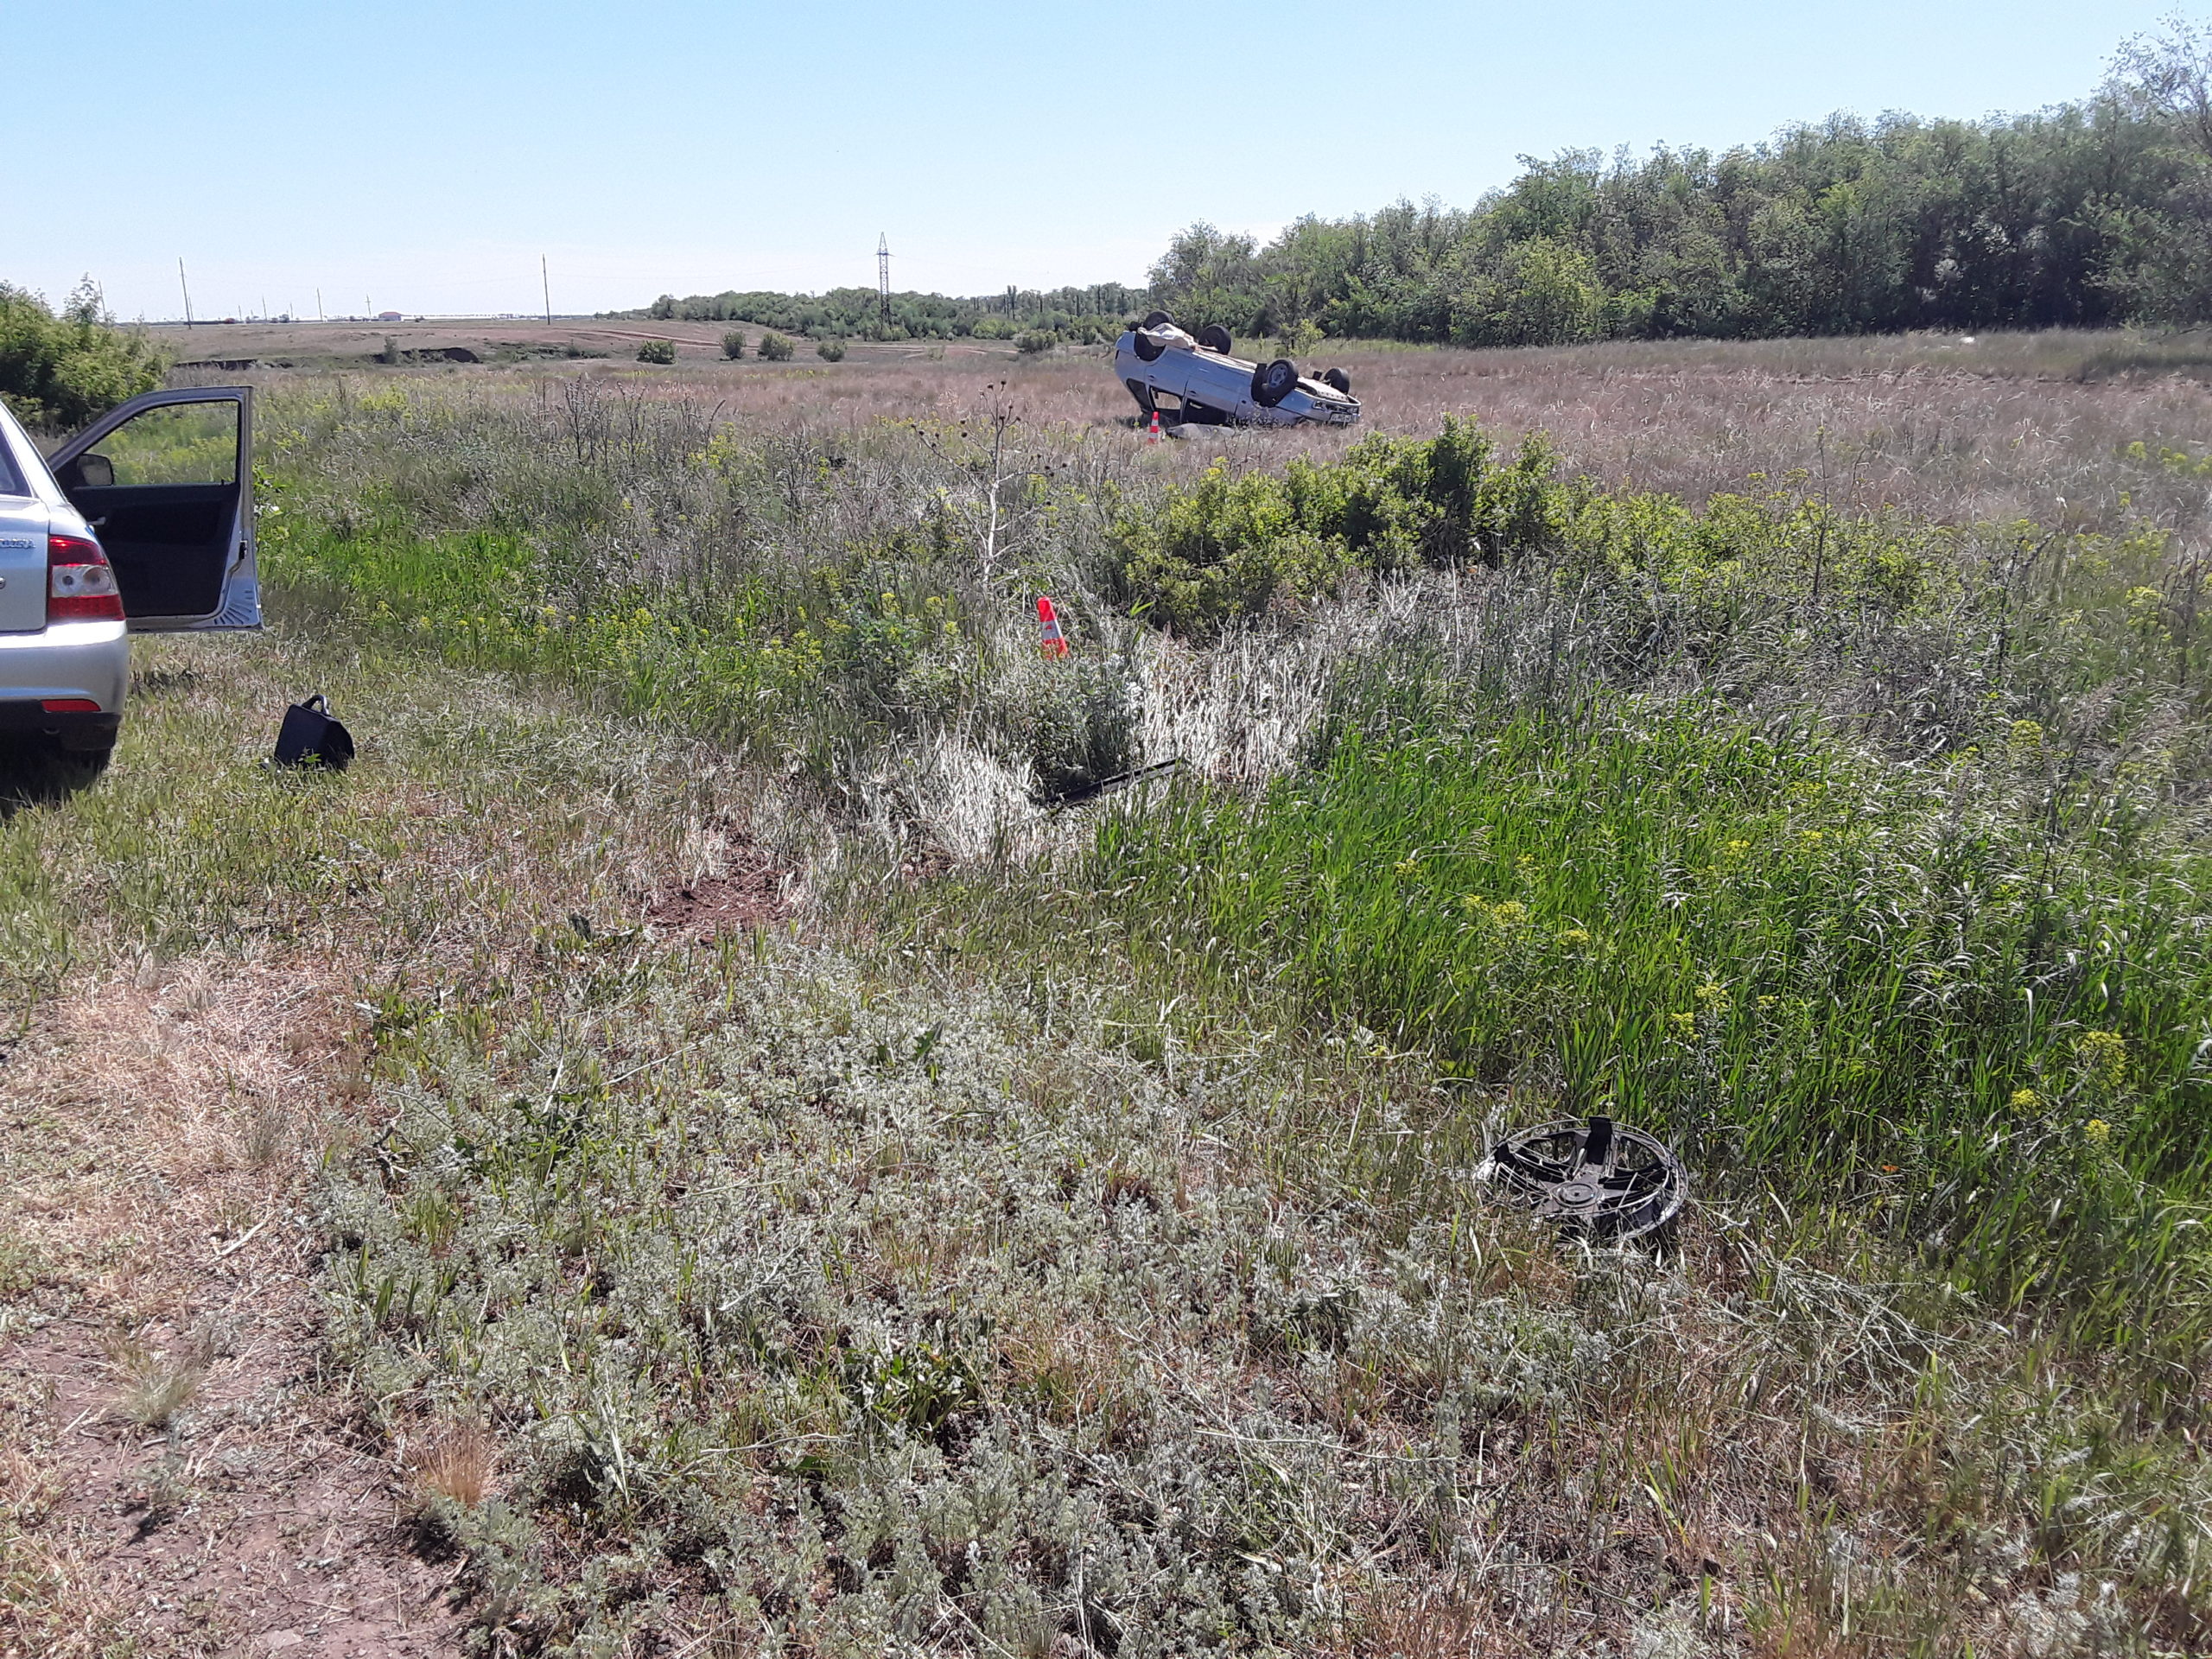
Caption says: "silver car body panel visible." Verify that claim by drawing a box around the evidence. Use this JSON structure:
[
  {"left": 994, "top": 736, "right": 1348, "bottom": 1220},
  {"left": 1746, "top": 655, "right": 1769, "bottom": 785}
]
[
  {"left": 0, "top": 618, "right": 130, "bottom": 709},
  {"left": 1114, "top": 325, "right": 1361, "bottom": 429},
  {"left": 0, "top": 400, "right": 130, "bottom": 712}
]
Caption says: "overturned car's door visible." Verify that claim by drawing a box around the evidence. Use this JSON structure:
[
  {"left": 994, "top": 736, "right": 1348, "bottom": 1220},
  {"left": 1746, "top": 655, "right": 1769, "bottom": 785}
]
[{"left": 48, "top": 387, "right": 260, "bottom": 630}]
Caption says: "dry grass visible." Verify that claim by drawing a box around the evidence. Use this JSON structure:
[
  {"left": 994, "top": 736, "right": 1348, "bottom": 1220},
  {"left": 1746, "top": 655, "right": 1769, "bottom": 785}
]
[
  {"left": 225, "top": 325, "right": 2212, "bottom": 550},
  {"left": 408, "top": 1421, "right": 497, "bottom": 1510},
  {"left": 102, "top": 1332, "right": 202, "bottom": 1432}
]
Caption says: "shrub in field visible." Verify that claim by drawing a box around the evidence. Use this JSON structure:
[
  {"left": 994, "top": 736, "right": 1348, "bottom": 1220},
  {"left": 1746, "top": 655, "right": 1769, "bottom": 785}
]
[
  {"left": 635, "top": 338, "right": 677, "bottom": 365},
  {"left": 1014, "top": 329, "right": 1057, "bottom": 355},
  {"left": 984, "top": 645, "right": 1141, "bottom": 796},
  {"left": 756, "top": 331, "right": 794, "bottom": 361},
  {"left": 721, "top": 329, "right": 746, "bottom": 359},
  {"left": 0, "top": 280, "right": 166, "bottom": 429},
  {"left": 816, "top": 339, "right": 845, "bottom": 361},
  {"left": 1109, "top": 418, "right": 1560, "bottom": 633}
]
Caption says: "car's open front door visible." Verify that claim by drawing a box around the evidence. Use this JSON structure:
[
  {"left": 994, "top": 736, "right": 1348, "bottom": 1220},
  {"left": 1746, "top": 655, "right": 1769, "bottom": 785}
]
[{"left": 47, "top": 387, "right": 260, "bottom": 630}]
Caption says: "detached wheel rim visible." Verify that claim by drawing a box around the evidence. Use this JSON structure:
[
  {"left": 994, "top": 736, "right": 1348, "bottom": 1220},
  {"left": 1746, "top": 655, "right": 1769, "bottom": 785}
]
[{"left": 1481, "top": 1116, "right": 1687, "bottom": 1243}]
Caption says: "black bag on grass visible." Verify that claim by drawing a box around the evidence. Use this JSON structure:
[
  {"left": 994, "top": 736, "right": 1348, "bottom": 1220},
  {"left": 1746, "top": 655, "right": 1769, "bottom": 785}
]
[{"left": 273, "top": 694, "right": 354, "bottom": 771}]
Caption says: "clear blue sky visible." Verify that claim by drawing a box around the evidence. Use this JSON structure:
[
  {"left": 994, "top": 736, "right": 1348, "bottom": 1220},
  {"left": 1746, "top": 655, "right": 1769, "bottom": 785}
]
[{"left": 9, "top": 0, "right": 2177, "bottom": 320}]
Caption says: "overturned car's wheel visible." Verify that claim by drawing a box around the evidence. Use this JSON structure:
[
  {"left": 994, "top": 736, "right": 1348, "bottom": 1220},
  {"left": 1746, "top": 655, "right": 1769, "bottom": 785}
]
[
  {"left": 1140, "top": 310, "right": 1174, "bottom": 331},
  {"left": 1132, "top": 332, "right": 1166, "bottom": 363},
  {"left": 1322, "top": 366, "right": 1351, "bottom": 395},
  {"left": 1251, "top": 358, "right": 1300, "bottom": 408},
  {"left": 1197, "top": 323, "right": 1233, "bottom": 354}
]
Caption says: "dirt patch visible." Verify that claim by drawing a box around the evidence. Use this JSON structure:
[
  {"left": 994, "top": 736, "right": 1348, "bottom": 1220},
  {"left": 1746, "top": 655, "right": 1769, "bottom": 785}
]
[
  {"left": 645, "top": 854, "right": 793, "bottom": 938},
  {"left": 0, "top": 957, "right": 460, "bottom": 1656}
]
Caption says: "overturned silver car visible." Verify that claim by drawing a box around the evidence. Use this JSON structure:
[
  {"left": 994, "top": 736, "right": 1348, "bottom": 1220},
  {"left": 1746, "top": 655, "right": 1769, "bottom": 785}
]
[{"left": 1116, "top": 312, "right": 1360, "bottom": 429}]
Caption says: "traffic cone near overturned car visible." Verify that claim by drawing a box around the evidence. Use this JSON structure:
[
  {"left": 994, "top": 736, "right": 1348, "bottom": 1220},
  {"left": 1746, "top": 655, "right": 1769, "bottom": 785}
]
[{"left": 1037, "top": 595, "right": 1069, "bottom": 657}]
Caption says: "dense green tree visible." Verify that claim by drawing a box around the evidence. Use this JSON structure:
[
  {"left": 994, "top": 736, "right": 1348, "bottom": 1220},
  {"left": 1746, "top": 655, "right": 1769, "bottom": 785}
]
[
  {"left": 0, "top": 280, "right": 167, "bottom": 429},
  {"left": 1148, "top": 36, "right": 2212, "bottom": 345}
]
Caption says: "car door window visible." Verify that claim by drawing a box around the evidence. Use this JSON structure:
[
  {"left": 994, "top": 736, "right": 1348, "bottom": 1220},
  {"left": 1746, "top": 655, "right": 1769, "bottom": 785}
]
[
  {"left": 56, "top": 397, "right": 245, "bottom": 620},
  {"left": 76, "top": 402, "right": 238, "bottom": 487}
]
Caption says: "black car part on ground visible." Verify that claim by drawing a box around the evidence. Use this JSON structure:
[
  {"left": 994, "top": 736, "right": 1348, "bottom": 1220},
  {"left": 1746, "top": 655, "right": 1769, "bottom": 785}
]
[
  {"left": 1321, "top": 366, "right": 1351, "bottom": 395},
  {"left": 273, "top": 693, "right": 355, "bottom": 771},
  {"left": 1251, "top": 359, "right": 1300, "bottom": 407},
  {"left": 1029, "top": 757, "right": 1182, "bottom": 808},
  {"left": 1481, "top": 1116, "right": 1687, "bottom": 1243}
]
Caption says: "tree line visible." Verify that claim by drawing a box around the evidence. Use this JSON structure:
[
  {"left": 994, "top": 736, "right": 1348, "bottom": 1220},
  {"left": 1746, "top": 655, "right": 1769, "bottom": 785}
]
[
  {"left": 1148, "top": 20, "right": 2212, "bottom": 346},
  {"left": 630, "top": 283, "right": 1147, "bottom": 345}
]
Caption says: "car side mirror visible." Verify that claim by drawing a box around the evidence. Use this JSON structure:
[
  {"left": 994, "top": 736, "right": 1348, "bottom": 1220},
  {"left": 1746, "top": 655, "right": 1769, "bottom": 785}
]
[{"left": 62, "top": 453, "right": 115, "bottom": 490}]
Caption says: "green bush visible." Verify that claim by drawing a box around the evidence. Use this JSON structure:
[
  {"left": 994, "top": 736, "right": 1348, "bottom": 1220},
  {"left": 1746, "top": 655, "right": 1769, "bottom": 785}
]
[
  {"left": 1109, "top": 417, "right": 1560, "bottom": 634},
  {"left": 1014, "top": 329, "right": 1057, "bottom": 355},
  {"left": 816, "top": 339, "right": 846, "bottom": 362},
  {"left": 721, "top": 330, "right": 746, "bottom": 359},
  {"left": 0, "top": 280, "right": 168, "bottom": 429},
  {"left": 985, "top": 648, "right": 1140, "bottom": 798},
  {"left": 635, "top": 338, "right": 677, "bottom": 365},
  {"left": 756, "top": 332, "right": 794, "bottom": 362}
]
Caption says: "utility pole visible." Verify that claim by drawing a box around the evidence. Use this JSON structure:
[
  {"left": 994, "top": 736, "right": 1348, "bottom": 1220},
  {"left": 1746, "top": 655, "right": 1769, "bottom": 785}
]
[
  {"left": 876, "top": 234, "right": 892, "bottom": 329},
  {"left": 316, "top": 288, "right": 324, "bottom": 321},
  {"left": 178, "top": 258, "right": 194, "bottom": 327},
  {"left": 542, "top": 254, "right": 552, "bottom": 326}
]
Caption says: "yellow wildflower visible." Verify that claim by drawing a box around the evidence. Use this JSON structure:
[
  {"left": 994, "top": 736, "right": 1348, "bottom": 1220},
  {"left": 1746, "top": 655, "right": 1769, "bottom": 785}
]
[
  {"left": 2085, "top": 1117, "right": 2113, "bottom": 1146},
  {"left": 2076, "top": 1030, "right": 2127, "bottom": 1084},
  {"left": 1560, "top": 926, "right": 1591, "bottom": 946},
  {"left": 2010, "top": 1087, "right": 2039, "bottom": 1111}
]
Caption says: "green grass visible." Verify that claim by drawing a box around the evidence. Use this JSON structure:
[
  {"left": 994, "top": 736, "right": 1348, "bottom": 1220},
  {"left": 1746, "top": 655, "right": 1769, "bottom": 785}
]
[{"left": 1076, "top": 704, "right": 2212, "bottom": 1343}]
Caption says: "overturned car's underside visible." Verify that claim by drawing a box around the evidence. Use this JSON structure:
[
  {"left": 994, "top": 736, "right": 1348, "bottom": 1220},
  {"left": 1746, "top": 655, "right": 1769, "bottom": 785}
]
[{"left": 1115, "top": 313, "right": 1360, "bottom": 429}]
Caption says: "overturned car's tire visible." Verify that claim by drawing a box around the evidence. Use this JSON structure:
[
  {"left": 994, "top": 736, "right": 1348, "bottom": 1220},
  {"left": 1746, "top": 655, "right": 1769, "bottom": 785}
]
[
  {"left": 1132, "top": 331, "right": 1166, "bottom": 363},
  {"left": 1322, "top": 366, "right": 1351, "bottom": 395},
  {"left": 1197, "top": 323, "right": 1233, "bottom": 354},
  {"left": 1251, "top": 358, "right": 1300, "bottom": 408},
  {"left": 1140, "top": 310, "right": 1174, "bottom": 330}
]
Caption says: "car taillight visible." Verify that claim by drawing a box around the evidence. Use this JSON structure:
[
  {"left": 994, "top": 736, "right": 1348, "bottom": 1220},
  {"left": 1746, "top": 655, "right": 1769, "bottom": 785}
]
[{"left": 48, "top": 532, "right": 124, "bottom": 623}]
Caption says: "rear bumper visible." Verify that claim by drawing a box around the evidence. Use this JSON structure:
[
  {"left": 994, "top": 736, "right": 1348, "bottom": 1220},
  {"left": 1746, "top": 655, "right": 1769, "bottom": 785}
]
[
  {"left": 0, "top": 619, "right": 129, "bottom": 726},
  {"left": 0, "top": 702, "right": 121, "bottom": 752}
]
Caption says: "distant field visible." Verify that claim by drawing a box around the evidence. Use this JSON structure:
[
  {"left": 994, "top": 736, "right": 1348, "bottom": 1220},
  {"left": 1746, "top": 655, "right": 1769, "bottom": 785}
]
[
  {"left": 148, "top": 316, "right": 1014, "bottom": 372},
  {"left": 173, "top": 322, "right": 2212, "bottom": 539}
]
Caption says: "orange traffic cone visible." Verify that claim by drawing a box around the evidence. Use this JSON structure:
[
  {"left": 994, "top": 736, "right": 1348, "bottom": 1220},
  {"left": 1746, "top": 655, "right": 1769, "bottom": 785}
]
[
  {"left": 1037, "top": 595, "right": 1070, "bottom": 657},
  {"left": 1147, "top": 409, "right": 1161, "bottom": 443}
]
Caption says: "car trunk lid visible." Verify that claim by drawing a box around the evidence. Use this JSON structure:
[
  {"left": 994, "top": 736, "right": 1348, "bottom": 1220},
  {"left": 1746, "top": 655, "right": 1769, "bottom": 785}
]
[{"left": 0, "top": 499, "right": 50, "bottom": 632}]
